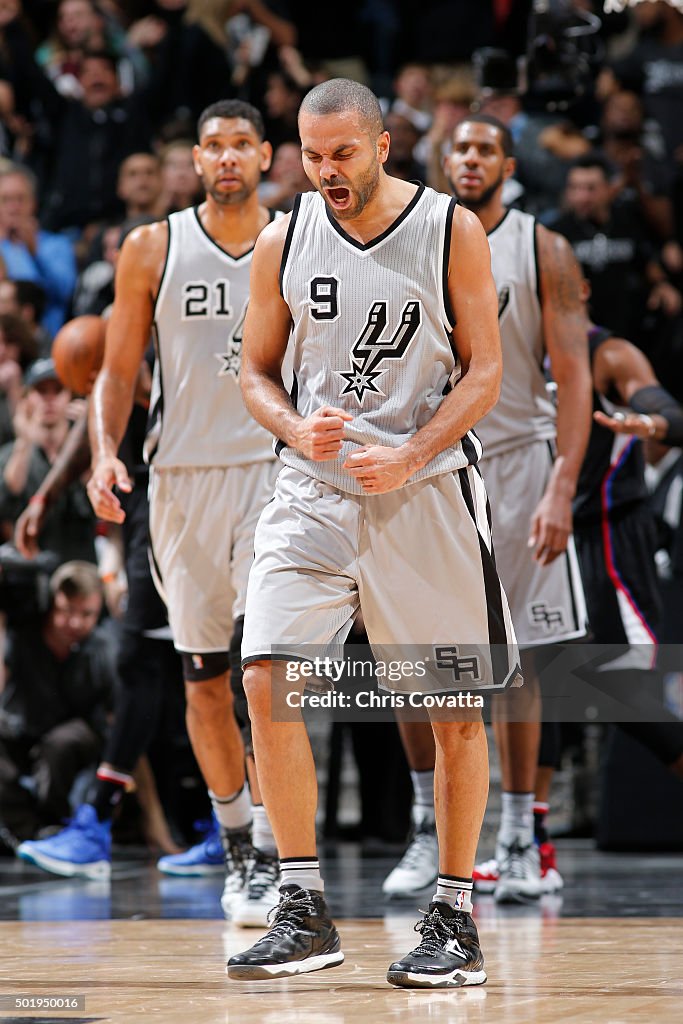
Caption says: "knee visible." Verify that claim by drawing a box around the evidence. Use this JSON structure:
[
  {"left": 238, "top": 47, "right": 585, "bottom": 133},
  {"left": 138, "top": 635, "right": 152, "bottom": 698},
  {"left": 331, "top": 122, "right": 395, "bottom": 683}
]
[
  {"left": 184, "top": 676, "right": 232, "bottom": 715},
  {"left": 433, "top": 716, "right": 485, "bottom": 751},
  {"left": 242, "top": 663, "right": 272, "bottom": 720}
]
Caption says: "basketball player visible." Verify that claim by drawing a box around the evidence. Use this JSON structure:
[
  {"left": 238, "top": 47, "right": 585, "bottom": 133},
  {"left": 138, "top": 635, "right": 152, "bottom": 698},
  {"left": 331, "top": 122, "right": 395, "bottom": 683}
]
[
  {"left": 227, "top": 79, "right": 519, "bottom": 988},
  {"left": 384, "top": 115, "right": 592, "bottom": 905},
  {"left": 83, "top": 101, "right": 282, "bottom": 925}
]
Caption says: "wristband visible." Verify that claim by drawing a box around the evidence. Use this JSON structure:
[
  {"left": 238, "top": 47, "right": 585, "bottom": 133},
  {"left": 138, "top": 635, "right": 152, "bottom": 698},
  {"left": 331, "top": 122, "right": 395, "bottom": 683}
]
[
  {"left": 631, "top": 385, "right": 683, "bottom": 447},
  {"left": 29, "top": 494, "right": 46, "bottom": 506},
  {"left": 100, "top": 572, "right": 117, "bottom": 584}
]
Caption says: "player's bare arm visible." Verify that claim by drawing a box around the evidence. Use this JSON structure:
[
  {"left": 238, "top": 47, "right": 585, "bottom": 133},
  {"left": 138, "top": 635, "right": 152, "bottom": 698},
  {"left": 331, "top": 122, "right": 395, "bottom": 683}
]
[
  {"left": 88, "top": 222, "right": 167, "bottom": 523},
  {"left": 532, "top": 225, "right": 592, "bottom": 565},
  {"left": 344, "top": 205, "right": 501, "bottom": 493},
  {"left": 593, "top": 337, "right": 683, "bottom": 444},
  {"left": 240, "top": 216, "right": 352, "bottom": 461}
]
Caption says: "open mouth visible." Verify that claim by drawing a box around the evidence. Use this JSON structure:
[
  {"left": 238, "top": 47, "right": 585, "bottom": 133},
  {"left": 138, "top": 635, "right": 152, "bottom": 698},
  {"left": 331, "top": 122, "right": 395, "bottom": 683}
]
[{"left": 325, "top": 186, "right": 352, "bottom": 210}]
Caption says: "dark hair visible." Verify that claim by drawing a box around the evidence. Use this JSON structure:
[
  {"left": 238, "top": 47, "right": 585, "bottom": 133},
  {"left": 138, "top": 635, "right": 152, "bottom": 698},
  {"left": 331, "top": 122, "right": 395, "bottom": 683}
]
[
  {"left": 568, "top": 152, "right": 613, "bottom": 179},
  {"left": 457, "top": 114, "right": 514, "bottom": 158},
  {"left": 82, "top": 49, "right": 118, "bottom": 73},
  {"left": 197, "top": 100, "right": 265, "bottom": 142},
  {"left": 0, "top": 312, "right": 38, "bottom": 368},
  {"left": 9, "top": 280, "right": 46, "bottom": 322},
  {"left": 299, "top": 78, "right": 384, "bottom": 139}
]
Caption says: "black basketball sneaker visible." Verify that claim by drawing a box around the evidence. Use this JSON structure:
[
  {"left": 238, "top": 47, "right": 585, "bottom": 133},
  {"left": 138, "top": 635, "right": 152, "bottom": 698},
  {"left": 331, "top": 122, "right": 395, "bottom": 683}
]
[
  {"left": 387, "top": 901, "right": 486, "bottom": 988},
  {"left": 227, "top": 884, "right": 344, "bottom": 979}
]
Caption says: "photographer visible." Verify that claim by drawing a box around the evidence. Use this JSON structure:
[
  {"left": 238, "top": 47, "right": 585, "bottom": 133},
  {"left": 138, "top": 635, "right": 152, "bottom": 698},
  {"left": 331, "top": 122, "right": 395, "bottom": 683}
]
[
  {"left": 0, "top": 357, "right": 96, "bottom": 563},
  {"left": 0, "top": 561, "right": 115, "bottom": 848}
]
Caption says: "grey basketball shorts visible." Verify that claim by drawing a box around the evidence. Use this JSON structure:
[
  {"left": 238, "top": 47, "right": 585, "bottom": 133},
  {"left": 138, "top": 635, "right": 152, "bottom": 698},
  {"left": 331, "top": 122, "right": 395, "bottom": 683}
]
[
  {"left": 149, "top": 460, "right": 280, "bottom": 654},
  {"left": 241, "top": 465, "right": 520, "bottom": 692},
  {"left": 479, "top": 440, "right": 587, "bottom": 648}
]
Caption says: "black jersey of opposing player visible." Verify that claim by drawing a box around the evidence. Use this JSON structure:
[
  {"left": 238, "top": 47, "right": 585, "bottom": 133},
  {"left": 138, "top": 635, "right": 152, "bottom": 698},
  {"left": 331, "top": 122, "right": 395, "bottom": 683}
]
[{"left": 573, "top": 326, "right": 649, "bottom": 525}]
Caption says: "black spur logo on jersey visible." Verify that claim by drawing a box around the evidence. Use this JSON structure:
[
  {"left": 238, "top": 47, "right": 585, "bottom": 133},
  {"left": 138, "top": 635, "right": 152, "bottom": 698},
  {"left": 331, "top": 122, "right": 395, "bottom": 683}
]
[{"left": 334, "top": 299, "right": 422, "bottom": 405}]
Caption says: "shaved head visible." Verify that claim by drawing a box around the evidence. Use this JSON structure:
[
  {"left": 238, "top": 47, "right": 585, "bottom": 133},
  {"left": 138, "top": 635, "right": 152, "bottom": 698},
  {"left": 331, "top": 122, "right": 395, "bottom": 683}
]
[{"left": 299, "top": 78, "right": 384, "bottom": 139}]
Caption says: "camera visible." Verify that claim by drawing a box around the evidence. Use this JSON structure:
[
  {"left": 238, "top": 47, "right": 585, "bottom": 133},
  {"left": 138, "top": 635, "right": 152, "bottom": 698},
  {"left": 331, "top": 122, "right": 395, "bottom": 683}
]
[{"left": 0, "top": 543, "right": 59, "bottom": 625}]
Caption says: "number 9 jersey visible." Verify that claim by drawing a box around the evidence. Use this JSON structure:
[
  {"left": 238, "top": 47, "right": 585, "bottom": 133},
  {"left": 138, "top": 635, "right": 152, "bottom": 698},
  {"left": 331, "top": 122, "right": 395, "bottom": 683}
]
[
  {"left": 277, "top": 186, "right": 483, "bottom": 494},
  {"left": 145, "top": 206, "right": 278, "bottom": 468}
]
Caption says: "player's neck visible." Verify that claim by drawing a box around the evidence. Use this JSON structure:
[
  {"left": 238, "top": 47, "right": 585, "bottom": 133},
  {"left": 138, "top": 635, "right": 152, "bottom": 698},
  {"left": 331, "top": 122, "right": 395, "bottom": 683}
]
[
  {"left": 472, "top": 197, "right": 508, "bottom": 235},
  {"left": 332, "top": 174, "right": 418, "bottom": 245},
  {"left": 198, "top": 194, "right": 268, "bottom": 254}
]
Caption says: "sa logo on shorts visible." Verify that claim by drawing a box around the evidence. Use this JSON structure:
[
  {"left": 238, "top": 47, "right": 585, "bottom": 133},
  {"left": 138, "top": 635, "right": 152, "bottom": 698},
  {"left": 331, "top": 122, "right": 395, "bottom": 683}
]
[{"left": 529, "top": 602, "right": 565, "bottom": 631}]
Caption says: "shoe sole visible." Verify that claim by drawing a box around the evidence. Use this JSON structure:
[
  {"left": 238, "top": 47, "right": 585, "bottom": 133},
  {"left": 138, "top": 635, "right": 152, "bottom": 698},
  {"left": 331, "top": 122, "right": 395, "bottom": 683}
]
[
  {"left": 233, "top": 912, "right": 271, "bottom": 928},
  {"left": 382, "top": 873, "right": 439, "bottom": 898},
  {"left": 387, "top": 968, "right": 487, "bottom": 989},
  {"left": 494, "top": 883, "right": 542, "bottom": 904},
  {"left": 472, "top": 879, "right": 497, "bottom": 894},
  {"left": 17, "top": 848, "right": 110, "bottom": 881},
  {"left": 227, "top": 950, "right": 344, "bottom": 980},
  {"left": 158, "top": 864, "right": 225, "bottom": 877}
]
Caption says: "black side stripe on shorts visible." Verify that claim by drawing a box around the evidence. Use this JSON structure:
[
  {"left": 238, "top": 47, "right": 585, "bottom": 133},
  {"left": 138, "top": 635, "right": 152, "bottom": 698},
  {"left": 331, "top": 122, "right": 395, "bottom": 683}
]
[
  {"left": 458, "top": 468, "right": 510, "bottom": 666},
  {"left": 545, "top": 440, "right": 581, "bottom": 632},
  {"left": 275, "top": 372, "right": 299, "bottom": 457}
]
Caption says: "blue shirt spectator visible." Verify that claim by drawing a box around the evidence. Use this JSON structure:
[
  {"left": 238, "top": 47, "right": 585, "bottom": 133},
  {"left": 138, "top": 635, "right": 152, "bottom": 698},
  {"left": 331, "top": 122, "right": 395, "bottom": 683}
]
[{"left": 0, "top": 166, "right": 77, "bottom": 338}]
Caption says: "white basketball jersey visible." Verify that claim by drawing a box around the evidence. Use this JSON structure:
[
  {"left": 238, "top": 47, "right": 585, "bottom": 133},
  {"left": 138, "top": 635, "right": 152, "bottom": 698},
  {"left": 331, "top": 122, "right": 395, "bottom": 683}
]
[
  {"left": 146, "top": 206, "right": 276, "bottom": 468},
  {"left": 476, "top": 208, "right": 556, "bottom": 459},
  {"left": 278, "top": 186, "right": 481, "bottom": 494}
]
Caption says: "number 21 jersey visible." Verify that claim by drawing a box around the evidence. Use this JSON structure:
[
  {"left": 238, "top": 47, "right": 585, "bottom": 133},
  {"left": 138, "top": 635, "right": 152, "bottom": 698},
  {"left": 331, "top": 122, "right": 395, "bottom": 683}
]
[{"left": 146, "top": 206, "right": 276, "bottom": 468}]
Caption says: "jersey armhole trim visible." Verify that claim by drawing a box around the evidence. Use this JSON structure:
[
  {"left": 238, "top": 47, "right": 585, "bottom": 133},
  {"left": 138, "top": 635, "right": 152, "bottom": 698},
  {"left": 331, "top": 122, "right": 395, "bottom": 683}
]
[
  {"left": 532, "top": 219, "right": 542, "bottom": 306},
  {"left": 442, "top": 197, "right": 457, "bottom": 329},
  {"left": 152, "top": 216, "right": 172, "bottom": 319},
  {"left": 279, "top": 193, "right": 302, "bottom": 298}
]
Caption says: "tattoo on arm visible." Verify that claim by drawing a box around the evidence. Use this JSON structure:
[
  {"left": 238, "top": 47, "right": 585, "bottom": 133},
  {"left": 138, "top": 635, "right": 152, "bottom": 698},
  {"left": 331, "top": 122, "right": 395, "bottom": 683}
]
[{"left": 538, "top": 226, "right": 588, "bottom": 350}]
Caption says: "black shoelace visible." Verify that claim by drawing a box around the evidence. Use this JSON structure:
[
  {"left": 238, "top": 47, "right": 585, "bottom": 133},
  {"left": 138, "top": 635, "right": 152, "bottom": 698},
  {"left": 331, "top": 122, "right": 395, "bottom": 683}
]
[
  {"left": 247, "top": 853, "right": 280, "bottom": 898},
  {"left": 265, "top": 889, "right": 318, "bottom": 940},
  {"left": 413, "top": 908, "right": 458, "bottom": 957}
]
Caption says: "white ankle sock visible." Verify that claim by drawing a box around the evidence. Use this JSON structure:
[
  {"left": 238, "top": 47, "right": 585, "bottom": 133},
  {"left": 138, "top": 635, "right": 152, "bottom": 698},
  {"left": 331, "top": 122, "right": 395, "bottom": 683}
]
[
  {"left": 499, "top": 791, "right": 534, "bottom": 847},
  {"left": 210, "top": 785, "right": 251, "bottom": 833},
  {"left": 251, "top": 804, "right": 277, "bottom": 855}
]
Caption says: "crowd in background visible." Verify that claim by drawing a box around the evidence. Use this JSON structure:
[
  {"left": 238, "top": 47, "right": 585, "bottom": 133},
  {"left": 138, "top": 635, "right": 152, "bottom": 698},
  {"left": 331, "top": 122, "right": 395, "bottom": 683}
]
[{"left": 0, "top": 0, "right": 682, "bottom": 852}]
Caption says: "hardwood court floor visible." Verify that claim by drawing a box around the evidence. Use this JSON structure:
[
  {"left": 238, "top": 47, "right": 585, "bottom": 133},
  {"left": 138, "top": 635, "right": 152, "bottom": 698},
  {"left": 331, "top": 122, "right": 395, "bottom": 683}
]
[{"left": 1, "top": 916, "right": 682, "bottom": 1023}]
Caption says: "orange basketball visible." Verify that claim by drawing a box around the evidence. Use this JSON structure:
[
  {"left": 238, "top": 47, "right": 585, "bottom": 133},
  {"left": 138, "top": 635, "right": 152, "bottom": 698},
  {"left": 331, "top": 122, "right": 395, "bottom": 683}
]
[{"left": 51, "top": 315, "right": 107, "bottom": 395}]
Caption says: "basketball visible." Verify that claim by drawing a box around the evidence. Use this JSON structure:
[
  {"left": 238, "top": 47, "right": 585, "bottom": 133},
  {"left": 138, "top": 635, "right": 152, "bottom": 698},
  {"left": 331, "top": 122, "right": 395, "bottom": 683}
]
[{"left": 51, "top": 315, "right": 107, "bottom": 395}]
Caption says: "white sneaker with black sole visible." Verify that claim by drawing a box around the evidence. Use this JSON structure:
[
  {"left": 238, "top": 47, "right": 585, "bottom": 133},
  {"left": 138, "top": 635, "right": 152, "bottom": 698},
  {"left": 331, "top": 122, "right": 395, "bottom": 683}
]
[
  {"left": 232, "top": 850, "right": 281, "bottom": 928},
  {"left": 382, "top": 812, "right": 438, "bottom": 897},
  {"left": 494, "top": 838, "right": 542, "bottom": 903}
]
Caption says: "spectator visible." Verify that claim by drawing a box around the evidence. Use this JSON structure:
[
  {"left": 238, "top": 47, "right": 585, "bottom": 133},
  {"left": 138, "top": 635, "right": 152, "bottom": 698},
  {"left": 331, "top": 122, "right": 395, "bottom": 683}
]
[
  {"left": 158, "top": 139, "right": 201, "bottom": 213},
  {"left": 116, "top": 152, "right": 164, "bottom": 219},
  {"left": 0, "top": 357, "right": 96, "bottom": 562},
  {"left": 598, "top": 89, "right": 675, "bottom": 241},
  {"left": 34, "top": 0, "right": 106, "bottom": 99},
  {"left": 0, "top": 279, "right": 50, "bottom": 357},
  {"left": 71, "top": 221, "right": 120, "bottom": 317},
  {"left": 550, "top": 153, "right": 682, "bottom": 340},
  {"left": 0, "top": 560, "right": 114, "bottom": 845},
  {"left": 31, "top": 50, "right": 153, "bottom": 232},
  {"left": 262, "top": 69, "right": 303, "bottom": 150},
  {"left": 389, "top": 63, "right": 433, "bottom": 134},
  {"left": 258, "top": 140, "right": 310, "bottom": 211},
  {"left": 0, "top": 165, "right": 77, "bottom": 337},
  {"left": 0, "top": 311, "right": 35, "bottom": 445},
  {"left": 601, "top": 0, "right": 683, "bottom": 166},
  {"left": 383, "top": 110, "right": 423, "bottom": 181}
]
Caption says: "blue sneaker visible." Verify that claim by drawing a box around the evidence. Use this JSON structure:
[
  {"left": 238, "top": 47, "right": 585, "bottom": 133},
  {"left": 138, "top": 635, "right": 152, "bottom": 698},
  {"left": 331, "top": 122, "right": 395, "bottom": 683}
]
[
  {"left": 157, "top": 818, "right": 225, "bottom": 877},
  {"left": 17, "top": 805, "right": 111, "bottom": 880}
]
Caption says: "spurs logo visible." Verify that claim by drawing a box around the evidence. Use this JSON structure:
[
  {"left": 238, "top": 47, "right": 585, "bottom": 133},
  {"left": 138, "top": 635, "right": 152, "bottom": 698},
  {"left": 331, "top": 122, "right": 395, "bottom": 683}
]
[{"left": 335, "top": 300, "right": 422, "bottom": 405}]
